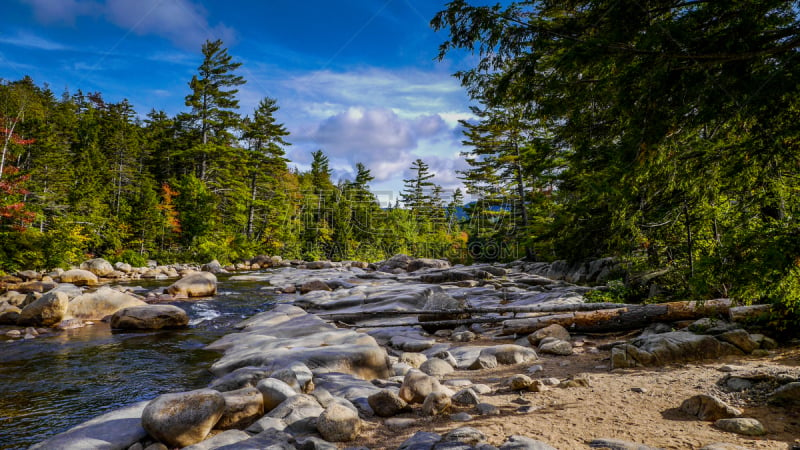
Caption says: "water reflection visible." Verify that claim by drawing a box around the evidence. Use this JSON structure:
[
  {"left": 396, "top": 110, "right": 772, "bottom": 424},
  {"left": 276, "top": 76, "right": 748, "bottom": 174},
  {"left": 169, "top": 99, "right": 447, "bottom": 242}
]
[{"left": 0, "top": 277, "right": 276, "bottom": 450}]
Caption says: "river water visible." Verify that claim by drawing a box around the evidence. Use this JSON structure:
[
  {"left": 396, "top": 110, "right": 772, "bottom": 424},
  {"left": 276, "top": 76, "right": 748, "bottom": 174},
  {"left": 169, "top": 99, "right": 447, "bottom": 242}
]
[{"left": 0, "top": 276, "right": 278, "bottom": 450}]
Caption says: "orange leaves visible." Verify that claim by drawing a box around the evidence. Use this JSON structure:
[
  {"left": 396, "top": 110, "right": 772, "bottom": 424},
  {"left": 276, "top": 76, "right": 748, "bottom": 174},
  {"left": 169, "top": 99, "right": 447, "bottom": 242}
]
[{"left": 158, "top": 183, "right": 182, "bottom": 234}]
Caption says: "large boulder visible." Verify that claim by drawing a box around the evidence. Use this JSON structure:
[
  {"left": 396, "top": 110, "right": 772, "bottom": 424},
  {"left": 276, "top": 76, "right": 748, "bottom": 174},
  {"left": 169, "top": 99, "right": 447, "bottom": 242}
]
[
  {"left": 80, "top": 258, "right": 115, "bottom": 277},
  {"left": 66, "top": 286, "right": 147, "bottom": 320},
  {"left": 166, "top": 272, "right": 218, "bottom": 298},
  {"left": 17, "top": 291, "right": 69, "bottom": 326},
  {"left": 216, "top": 387, "right": 265, "bottom": 430},
  {"left": 141, "top": 389, "right": 226, "bottom": 448},
  {"left": 110, "top": 305, "right": 189, "bottom": 330},
  {"left": 611, "top": 331, "right": 743, "bottom": 369},
  {"left": 59, "top": 269, "right": 98, "bottom": 286}
]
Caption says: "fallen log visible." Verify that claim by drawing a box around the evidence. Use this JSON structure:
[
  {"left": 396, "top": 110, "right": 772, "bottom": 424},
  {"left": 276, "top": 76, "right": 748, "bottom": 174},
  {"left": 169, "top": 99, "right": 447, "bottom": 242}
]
[
  {"left": 317, "top": 302, "right": 635, "bottom": 322},
  {"left": 501, "top": 299, "right": 733, "bottom": 335},
  {"left": 336, "top": 316, "right": 509, "bottom": 329}
]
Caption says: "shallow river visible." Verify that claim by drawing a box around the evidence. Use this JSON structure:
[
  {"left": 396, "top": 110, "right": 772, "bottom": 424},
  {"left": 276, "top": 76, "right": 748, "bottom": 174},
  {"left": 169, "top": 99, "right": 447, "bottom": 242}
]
[{"left": 0, "top": 276, "right": 278, "bottom": 450}]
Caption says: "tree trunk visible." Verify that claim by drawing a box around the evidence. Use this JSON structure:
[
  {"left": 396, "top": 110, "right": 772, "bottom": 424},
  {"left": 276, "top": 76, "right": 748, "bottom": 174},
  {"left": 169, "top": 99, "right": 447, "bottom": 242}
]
[
  {"left": 316, "top": 302, "right": 635, "bottom": 322},
  {"left": 501, "top": 299, "right": 732, "bottom": 335},
  {"left": 247, "top": 172, "right": 257, "bottom": 239}
]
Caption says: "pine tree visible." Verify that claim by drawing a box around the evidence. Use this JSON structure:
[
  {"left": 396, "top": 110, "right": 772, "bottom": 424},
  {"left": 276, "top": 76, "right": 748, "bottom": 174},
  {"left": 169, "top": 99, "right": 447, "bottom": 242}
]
[{"left": 183, "top": 39, "right": 245, "bottom": 180}]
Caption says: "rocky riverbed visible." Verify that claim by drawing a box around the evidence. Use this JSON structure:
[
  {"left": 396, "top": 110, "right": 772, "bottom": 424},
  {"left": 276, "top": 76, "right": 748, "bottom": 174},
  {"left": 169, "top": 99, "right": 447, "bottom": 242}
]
[{"left": 3, "top": 255, "right": 799, "bottom": 449}]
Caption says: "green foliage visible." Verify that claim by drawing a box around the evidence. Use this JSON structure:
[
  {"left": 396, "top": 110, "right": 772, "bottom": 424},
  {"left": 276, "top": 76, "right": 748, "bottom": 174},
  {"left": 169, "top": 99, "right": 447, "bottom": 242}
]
[
  {"left": 434, "top": 0, "right": 800, "bottom": 313},
  {"left": 584, "top": 280, "right": 630, "bottom": 304}
]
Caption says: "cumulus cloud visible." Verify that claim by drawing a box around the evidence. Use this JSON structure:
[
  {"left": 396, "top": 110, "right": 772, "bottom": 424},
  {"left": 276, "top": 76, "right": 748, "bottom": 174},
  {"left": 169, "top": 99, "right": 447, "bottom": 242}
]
[{"left": 21, "top": 0, "right": 233, "bottom": 49}]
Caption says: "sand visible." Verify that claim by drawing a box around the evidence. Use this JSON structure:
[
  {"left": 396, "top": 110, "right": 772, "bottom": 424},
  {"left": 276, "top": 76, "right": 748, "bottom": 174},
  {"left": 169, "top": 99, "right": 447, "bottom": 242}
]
[{"left": 353, "top": 337, "right": 800, "bottom": 450}]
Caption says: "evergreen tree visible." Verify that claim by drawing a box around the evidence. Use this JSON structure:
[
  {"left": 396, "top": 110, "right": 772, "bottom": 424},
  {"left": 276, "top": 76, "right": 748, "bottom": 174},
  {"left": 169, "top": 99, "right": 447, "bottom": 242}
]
[
  {"left": 183, "top": 39, "right": 245, "bottom": 180},
  {"left": 242, "top": 97, "right": 290, "bottom": 239}
]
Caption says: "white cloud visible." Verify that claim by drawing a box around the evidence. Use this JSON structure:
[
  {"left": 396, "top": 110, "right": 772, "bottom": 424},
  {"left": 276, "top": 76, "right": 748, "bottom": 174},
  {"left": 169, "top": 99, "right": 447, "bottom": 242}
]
[
  {"left": 21, "top": 0, "right": 234, "bottom": 49},
  {"left": 105, "top": 0, "right": 235, "bottom": 49},
  {"left": 0, "top": 30, "right": 70, "bottom": 51},
  {"left": 21, "top": 0, "right": 99, "bottom": 24}
]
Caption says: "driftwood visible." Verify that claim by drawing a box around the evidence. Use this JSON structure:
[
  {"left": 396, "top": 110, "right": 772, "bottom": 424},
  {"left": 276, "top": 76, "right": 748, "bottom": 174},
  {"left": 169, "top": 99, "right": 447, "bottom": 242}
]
[
  {"left": 317, "top": 302, "right": 635, "bottom": 322},
  {"left": 500, "top": 299, "right": 733, "bottom": 335}
]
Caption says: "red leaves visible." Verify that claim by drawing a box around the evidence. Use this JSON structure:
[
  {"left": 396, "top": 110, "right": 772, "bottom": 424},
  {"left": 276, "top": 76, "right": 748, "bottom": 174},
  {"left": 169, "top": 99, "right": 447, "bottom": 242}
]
[{"left": 0, "top": 127, "right": 35, "bottom": 145}]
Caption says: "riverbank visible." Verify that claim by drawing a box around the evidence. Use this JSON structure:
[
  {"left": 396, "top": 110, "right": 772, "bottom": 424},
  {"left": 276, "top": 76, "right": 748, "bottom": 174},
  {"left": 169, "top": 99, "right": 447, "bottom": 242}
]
[{"left": 6, "top": 256, "right": 800, "bottom": 449}]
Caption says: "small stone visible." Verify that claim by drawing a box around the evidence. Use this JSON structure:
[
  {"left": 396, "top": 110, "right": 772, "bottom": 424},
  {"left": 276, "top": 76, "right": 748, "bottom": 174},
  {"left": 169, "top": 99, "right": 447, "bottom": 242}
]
[
  {"left": 452, "top": 331, "right": 477, "bottom": 342},
  {"left": 317, "top": 403, "right": 361, "bottom": 442},
  {"left": 527, "top": 324, "right": 571, "bottom": 346},
  {"left": 398, "top": 431, "right": 441, "bottom": 450},
  {"left": 419, "top": 358, "right": 455, "bottom": 377},
  {"left": 443, "top": 379, "right": 473, "bottom": 388},
  {"left": 452, "top": 388, "right": 480, "bottom": 406},
  {"left": 450, "top": 412, "right": 473, "bottom": 422},
  {"left": 508, "top": 374, "right": 533, "bottom": 391},
  {"left": 699, "top": 444, "right": 752, "bottom": 450},
  {"left": 476, "top": 403, "right": 500, "bottom": 416},
  {"left": 5, "top": 329, "right": 21, "bottom": 338},
  {"left": 680, "top": 394, "right": 741, "bottom": 421},
  {"left": 385, "top": 417, "right": 417, "bottom": 431},
  {"left": 421, "top": 392, "right": 451, "bottom": 416},
  {"left": 527, "top": 380, "right": 547, "bottom": 393},
  {"left": 516, "top": 405, "right": 537, "bottom": 413},
  {"left": 399, "top": 370, "right": 442, "bottom": 404},
  {"left": 511, "top": 397, "right": 531, "bottom": 405},
  {"left": 631, "top": 387, "right": 648, "bottom": 394},
  {"left": 588, "top": 438, "right": 662, "bottom": 449},
  {"left": 540, "top": 378, "right": 560, "bottom": 386},
  {"left": 527, "top": 365, "right": 543, "bottom": 374},
  {"left": 468, "top": 353, "right": 498, "bottom": 370},
  {"left": 714, "top": 418, "right": 766, "bottom": 436},
  {"left": 499, "top": 435, "right": 558, "bottom": 450},
  {"left": 559, "top": 378, "right": 590, "bottom": 388},
  {"left": 471, "top": 384, "right": 492, "bottom": 395},
  {"left": 399, "top": 352, "right": 427, "bottom": 368},
  {"left": 717, "top": 365, "right": 738, "bottom": 373},
  {"left": 367, "top": 390, "right": 409, "bottom": 417},
  {"left": 538, "top": 339, "right": 573, "bottom": 356},
  {"left": 723, "top": 377, "right": 753, "bottom": 392},
  {"left": 443, "top": 427, "right": 485, "bottom": 445}
]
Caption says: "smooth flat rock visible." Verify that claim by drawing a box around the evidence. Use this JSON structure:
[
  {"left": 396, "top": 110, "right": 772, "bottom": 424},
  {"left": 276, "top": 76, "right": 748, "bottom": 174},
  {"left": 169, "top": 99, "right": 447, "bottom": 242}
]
[
  {"left": 611, "top": 332, "right": 743, "bottom": 369},
  {"left": 314, "top": 372, "right": 383, "bottom": 417},
  {"left": 499, "top": 435, "right": 558, "bottom": 450},
  {"left": 714, "top": 418, "right": 766, "bottom": 436},
  {"left": 66, "top": 287, "right": 147, "bottom": 320},
  {"left": 29, "top": 401, "right": 148, "bottom": 450},
  {"left": 59, "top": 269, "right": 98, "bottom": 286},
  {"left": 207, "top": 307, "right": 390, "bottom": 380},
  {"left": 110, "top": 305, "right": 189, "bottom": 329},
  {"left": 182, "top": 430, "right": 251, "bottom": 450}
]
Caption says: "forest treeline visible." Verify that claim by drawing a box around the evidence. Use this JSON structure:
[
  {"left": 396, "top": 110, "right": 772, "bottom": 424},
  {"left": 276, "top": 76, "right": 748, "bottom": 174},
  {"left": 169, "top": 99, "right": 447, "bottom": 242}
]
[
  {"left": 0, "top": 41, "right": 471, "bottom": 271},
  {"left": 2, "top": 1, "right": 800, "bottom": 311}
]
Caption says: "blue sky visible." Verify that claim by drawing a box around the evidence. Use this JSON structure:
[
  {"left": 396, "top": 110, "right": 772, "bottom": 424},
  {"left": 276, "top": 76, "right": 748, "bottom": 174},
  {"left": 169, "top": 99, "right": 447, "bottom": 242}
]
[{"left": 0, "top": 0, "right": 491, "bottom": 204}]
